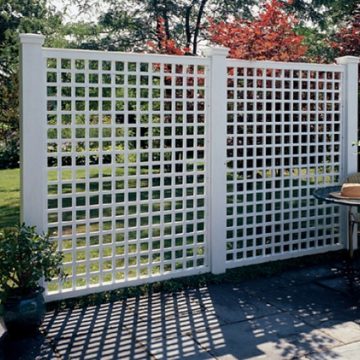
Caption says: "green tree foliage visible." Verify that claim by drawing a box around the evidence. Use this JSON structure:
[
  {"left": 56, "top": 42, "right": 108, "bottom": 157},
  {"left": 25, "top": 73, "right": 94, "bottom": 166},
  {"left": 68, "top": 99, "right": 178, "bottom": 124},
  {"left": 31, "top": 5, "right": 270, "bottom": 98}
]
[
  {"left": 285, "top": 0, "right": 359, "bottom": 29},
  {"left": 62, "top": 22, "right": 103, "bottom": 49},
  {"left": 0, "top": 0, "right": 64, "bottom": 74},
  {"left": 95, "top": 0, "right": 257, "bottom": 54},
  {"left": 0, "top": 0, "right": 64, "bottom": 168},
  {"left": 294, "top": 27, "right": 336, "bottom": 63},
  {"left": 284, "top": 0, "right": 359, "bottom": 62},
  {"left": 79, "top": 0, "right": 359, "bottom": 60},
  {"left": 330, "top": 3, "right": 360, "bottom": 135},
  {"left": 332, "top": 3, "right": 360, "bottom": 57}
]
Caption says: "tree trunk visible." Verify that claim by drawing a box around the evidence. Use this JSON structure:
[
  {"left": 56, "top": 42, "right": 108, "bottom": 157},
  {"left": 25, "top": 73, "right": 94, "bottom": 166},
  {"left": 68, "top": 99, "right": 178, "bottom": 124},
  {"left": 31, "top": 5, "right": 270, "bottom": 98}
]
[
  {"left": 185, "top": 5, "right": 192, "bottom": 49},
  {"left": 193, "top": 0, "right": 208, "bottom": 54}
]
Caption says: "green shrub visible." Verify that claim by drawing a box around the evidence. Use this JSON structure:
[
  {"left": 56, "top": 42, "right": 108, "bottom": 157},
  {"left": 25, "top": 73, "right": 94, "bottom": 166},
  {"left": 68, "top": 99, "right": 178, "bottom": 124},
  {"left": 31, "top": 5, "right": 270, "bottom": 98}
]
[
  {"left": 0, "top": 137, "right": 19, "bottom": 169},
  {"left": 0, "top": 224, "right": 65, "bottom": 297}
]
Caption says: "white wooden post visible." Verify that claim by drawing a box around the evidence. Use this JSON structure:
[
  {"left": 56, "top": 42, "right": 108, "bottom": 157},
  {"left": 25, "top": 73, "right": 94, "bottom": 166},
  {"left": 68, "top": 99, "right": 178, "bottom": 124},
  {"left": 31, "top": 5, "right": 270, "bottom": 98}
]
[
  {"left": 336, "top": 56, "right": 359, "bottom": 176},
  {"left": 336, "top": 56, "right": 360, "bottom": 252},
  {"left": 203, "top": 47, "right": 229, "bottom": 274},
  {"left": 19, "top": 34, "right": 47, "bottom": 232}
]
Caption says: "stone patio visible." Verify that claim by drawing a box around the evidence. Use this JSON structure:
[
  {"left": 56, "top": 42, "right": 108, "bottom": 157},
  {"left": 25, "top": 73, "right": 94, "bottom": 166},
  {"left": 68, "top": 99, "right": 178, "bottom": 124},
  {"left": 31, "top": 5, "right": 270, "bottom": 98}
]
[{"left": 1, "top": 257, "right": 360, "bottom": 359}]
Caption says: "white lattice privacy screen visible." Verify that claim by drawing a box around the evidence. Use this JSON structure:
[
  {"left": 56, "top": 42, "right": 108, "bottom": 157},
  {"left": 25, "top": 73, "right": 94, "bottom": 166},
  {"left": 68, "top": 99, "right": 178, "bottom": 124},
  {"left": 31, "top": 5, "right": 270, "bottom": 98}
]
[
  {"left": 225, "top": 62, "right": 345, "bottom": 267},
  {"left": 43, "top": 51, "right": 209, "bottom": 297},
  {"left": 20, "top": 34, "right": 359, "bottom": 300}
]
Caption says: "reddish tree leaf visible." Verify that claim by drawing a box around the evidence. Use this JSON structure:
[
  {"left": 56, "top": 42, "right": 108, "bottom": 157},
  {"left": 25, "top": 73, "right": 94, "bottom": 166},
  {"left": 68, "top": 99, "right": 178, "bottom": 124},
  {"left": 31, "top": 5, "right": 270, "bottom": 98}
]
[
  {"left": 332, "top": 5, "right": 360, "bottom": 56},
  {"left": 208, "top": 0, "right": 307, "bottom": 62},
  {"left": 147, "top": 17, "right": 190, "bottom": 55}
]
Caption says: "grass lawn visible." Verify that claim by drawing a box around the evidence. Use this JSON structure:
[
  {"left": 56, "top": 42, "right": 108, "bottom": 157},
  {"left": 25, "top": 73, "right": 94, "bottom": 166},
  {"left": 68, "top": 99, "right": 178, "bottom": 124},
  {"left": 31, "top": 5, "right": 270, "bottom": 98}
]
[{"left": 0, "top": 168, "right": 20, "bottom": 228}]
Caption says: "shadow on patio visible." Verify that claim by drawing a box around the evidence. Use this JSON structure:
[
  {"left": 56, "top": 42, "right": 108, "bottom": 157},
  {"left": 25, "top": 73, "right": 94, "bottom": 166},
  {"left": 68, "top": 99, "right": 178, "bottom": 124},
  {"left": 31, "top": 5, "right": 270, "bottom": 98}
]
[{"left": 2, "top": 259, "right": 360, "bottom": 359}]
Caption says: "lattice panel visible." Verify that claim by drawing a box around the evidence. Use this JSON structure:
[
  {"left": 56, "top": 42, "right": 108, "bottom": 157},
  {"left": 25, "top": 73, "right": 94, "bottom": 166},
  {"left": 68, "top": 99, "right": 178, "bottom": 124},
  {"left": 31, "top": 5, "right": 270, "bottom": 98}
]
[
  {"left": 225, "top": 64, "right": 343, "bottom": 266},
  {"left": 44, "top": 53, "right": 209, "bottom": 296}
]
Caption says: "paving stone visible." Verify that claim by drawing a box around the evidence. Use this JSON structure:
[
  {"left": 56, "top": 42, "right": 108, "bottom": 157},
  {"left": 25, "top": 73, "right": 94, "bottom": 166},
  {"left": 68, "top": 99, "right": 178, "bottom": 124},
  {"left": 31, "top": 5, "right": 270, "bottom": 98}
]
[
  {"left": 134, "top": 302, "right": 221, "bottom": 338},
  {"left": 127, "top": 290, "right": 204, "bottom": 323},
  {"left": 317, "top": 276, "right": 360, "bottom": 298},
  {"left": 0, "top": 318, "right": 5, "bottom": 340},
  {"left": 43, "top": 301, "right": 140, "bottom": 341},
  {"left": 5, "top": 260, "right": 360, "bottom": 359},
  {"left": 317, "top": 341, "right": 360, "bottom": 360},
  {"left": 279, "top": 328, "right": 342, "bottom": 359},
  {"left": 345, "top": 257, "right": 360, "bottom": 270},
  {"left": 199, "top": 283, "right": 280, "bottom": 325},
  {"left": 278, "top": 264, "right": 343, "bottom": 285},
  {"left": 43, "top": 303, "right": 154, "bottom": 359},
  {"left": 297, "top": 306, "right": 360, "bottom": 333},
  {"left": 136, "top": 333, "right": 215, "bottom": 360},
  {"left": 249, "top": 330, "right": 340, "bottom": 360},
  {"left": 113, "top": 291, "right": 219, "bottom": 359},
  {"left": 239, "top": 275, "right": 296, "bottom": 294},
  {"left": 189, "top": 312, "right": 320, "bottom": 360},
  {"left": 0, "top": 331, "right": 59, "bottom": 360},
  {"left": 248, "top": 282, "right": 357, "bottom": 320},
  {"left": 240, "top": 260, "right": 360, "bottom": 294},
  {"left": 50, "top": 318, "right": 152, "bottom": 359},
  {"left": 316, "top": 320, "right": 360, "bottom": 344}
]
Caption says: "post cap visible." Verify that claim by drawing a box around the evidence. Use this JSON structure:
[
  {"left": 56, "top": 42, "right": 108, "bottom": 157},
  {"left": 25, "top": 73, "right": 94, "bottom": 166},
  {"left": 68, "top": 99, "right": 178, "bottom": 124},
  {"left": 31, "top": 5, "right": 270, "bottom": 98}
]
[
  {"left": 19, "top": 33, "right": 45, "bottom": 45},
  {"left": 336, "top": 56, "right": 360, "bottom": 65},
  {"left": 202, "top": 47, "right": 230, "bottom": 57}
]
